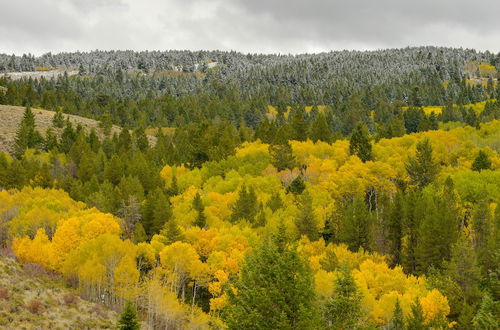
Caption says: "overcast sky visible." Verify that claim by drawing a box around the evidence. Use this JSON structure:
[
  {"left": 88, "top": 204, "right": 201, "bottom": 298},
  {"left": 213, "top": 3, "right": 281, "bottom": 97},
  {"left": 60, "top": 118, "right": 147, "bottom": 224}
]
[{"left": 1, "top": 0, "right": 499, "bottom": 55}]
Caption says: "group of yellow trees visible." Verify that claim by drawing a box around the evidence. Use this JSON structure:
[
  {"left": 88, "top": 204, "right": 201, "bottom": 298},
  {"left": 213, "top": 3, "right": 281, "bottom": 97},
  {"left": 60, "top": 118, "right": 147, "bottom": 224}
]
[{"left": 2, "top": 120, "right": 499, "bottom": 328}]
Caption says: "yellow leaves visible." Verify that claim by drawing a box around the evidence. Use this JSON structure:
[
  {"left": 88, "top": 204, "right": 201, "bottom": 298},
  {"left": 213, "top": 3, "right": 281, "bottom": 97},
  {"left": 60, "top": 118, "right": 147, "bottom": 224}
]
[
  {"left": 351, "top": 259, "right": 448, "bottom": 325},
  {"left": 420, "top": 289, "right": 450, "bottom": 324},
  {"left": 235, "top": 141, "right": 269, "bottom": 158},
  {"left": 160, "top": 164, "right": 202, "bottom": 191},
  {"left": 210, "top": 293, "right": 228, "bottom": 312},
  {"left": 79, "top": 211, "right": 121, "bottom": 240},
  {"left": 185, "top": 227, "right": 219, "bottom": 259},
  {"left": 114, "top": 256, "right": 140, "bottom": 300},
  {"left": 204, "top": 191, "right": 234, "bottom": 226},
  {"left": 6, "top": 187, "right": 85, "bottom": 239},
  {"left": 160, "top": 164, "right": 189, "bottom": 187},
  {"left": 136, "top": 242, "right": 156, "bottom": 270},
  {"left": 12, "top": 228, "right": 51, "bottom": 268},
  {"left": 171, "top": 186, "right": 199, "bottom": 227},
  {"left": 314, "top": 270, "right": 335, "bottom": 298},
  {"left": 160, "top": 241, "right": 205, "bottom": 280}
]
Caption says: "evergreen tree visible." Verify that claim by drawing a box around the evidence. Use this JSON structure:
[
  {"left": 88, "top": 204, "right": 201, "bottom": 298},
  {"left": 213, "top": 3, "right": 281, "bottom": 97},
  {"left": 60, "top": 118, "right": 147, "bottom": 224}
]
[
  {"left": 142, "top": 188, "right": 171, "bottom": 237},
  {"left": 406, "top": 138, "right": 440, "bottom": 188},
  {"left": 52, "top": 109, "right": 65, "bottom": 128},
  {"left": 267, "top": 192, "right": 283, "bottom": 212},
  {"left": 471, "top": 191, "right": 495, "bottom": 272},
  {"left": 349, "top": 122, "right": 373, "bottom": 162},
  {"left": 402, "top": 190, "right": 422, "bottom": 274},
  {"left": 323, "top": 264, "right": 362, "bottom": 329},
  {"left": 471, "top": 150, "right": 492, "bottom": 172},
  {"left": 230, "top": 185, "right": 258, "bottom": 224},
  {"left": 472, "top": 294, "right": 498, "bottom": 330},
  {"left": 133, "top": 127, "right": 150, "bottom": 152},
  {"left": 416, "top": 194, "right": 446, "bottom": 273},
  {"left": 117, "top": 301, "right": 140, "bottom": 330},
  {"left": 310, "top": 112, "right": 333, "bottom": 143},
  {"left": 416, "top": 179, "right": 461, "bottom": 274},
  {"left": 406, "top": 298, "right": 427, "bottom": 330},
  {"left": 60, "top": 120, "right": 76, "bottom": 153},
  {"left": 222, "top": 224, "right": 319, "bottom": 329},
  {"left": 388, "top": 299, "right": 405, "bottom": 330},
  {"left": 14, "top": 105, "right": 43, "bottom": 158},
  {"left": 161, "top": 219, "right": 184, "bottom": 245},
  {"left": 444, "top": 232, "right": 481, "bottom": 305},
  {"left": 295, "top": 192, "right": 319, "bottom": 241},
  {"left": 192, "top": 192, "right": 207, "bottom": 228},
  {"left": 269, "top": 141, "right": 296, "bottom": 171},
  {"left": 133, "top": 222, "right": 147, "bottom": 243},
  {"left": 339, "top": 197, "right": 372, "bottom": 252},
  {"left": 44, "top": 128, "right": 59, "bottom": 151},
  {"left": 388, "top": 191, "right": 404, "bottom": 266},
  {"left": 290, "top": 109, "right": 308, "bottom": 141},
  {"left": 286, "top": 175, "right": 306, "bottom": 195},
  {"left": 254, "top": 203, "right": 267, "bottom": 228},
  {"left": 404, "top": 107, "right": 424, "bottom": 134}
]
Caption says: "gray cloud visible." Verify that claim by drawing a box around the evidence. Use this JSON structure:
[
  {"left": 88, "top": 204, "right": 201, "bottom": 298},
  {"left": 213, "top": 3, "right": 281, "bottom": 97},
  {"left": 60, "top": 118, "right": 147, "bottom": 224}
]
[{"left": 0, "top": 0, "right": 499, "bottom": 55}]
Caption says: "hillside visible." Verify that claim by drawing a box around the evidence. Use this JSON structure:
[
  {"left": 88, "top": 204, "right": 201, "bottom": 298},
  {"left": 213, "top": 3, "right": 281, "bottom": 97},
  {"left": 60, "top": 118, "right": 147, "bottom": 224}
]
[
  {"left": 0, "top": 253, "right": 118, "bottom": 329},
  {"left": 0, "top": 105, "right": 156, "bottom": 154}
]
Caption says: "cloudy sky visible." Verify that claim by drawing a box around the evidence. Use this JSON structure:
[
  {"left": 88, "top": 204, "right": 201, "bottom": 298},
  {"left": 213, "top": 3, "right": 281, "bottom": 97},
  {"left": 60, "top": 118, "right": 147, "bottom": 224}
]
[{"left": 1, "top": 0, "right": 499, "bottom": 55}]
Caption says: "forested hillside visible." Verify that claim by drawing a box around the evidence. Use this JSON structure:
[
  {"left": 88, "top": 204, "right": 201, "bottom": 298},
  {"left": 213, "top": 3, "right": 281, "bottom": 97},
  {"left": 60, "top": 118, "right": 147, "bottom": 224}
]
[{"left": 0, "top": 48, "right": 499, "bottom": 329}]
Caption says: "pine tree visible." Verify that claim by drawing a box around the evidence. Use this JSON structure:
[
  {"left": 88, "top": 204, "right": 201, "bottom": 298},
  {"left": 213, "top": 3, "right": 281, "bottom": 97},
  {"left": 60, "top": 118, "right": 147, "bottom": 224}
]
[
  {"left": 471, "top": 190, "right": 495, "bottom": 272},
  {"left": 254, "top": 203, "right": 267, "bottom": 228},
  {"left": 230, "top": 185, "right": 258, "bottom": 224},
  {"left": 406, "top": 298, "right": 427, "bottom": 330},
  {"left": 142, "top": 188, "right": 171, "bottom": 237},
  {"left": 117, "top": 301, "right": 140, "bottom": 330},
  {"left": 286, "top": 175, "right": 306, "bottom": 195},
  {"left": 222, "top": 224, "right": 319, "bottom": 329},
  {"left": 44, "top": 128, "right": 59, "bottom": 151},
  {"left": 388, "top": 299, "right": 405, "bottom": 330},
  {"left": 406, "top": 138, "right": 440, "bottom": 188},
  {"left": 472, "top": 294, "right": 498, "bottom": 329},
  {"left": 192, "top": 192, "right": 207, "bottom": 228},
  {"left": 133, "top": 222, "right": 147, "bottom": 243},
  {"left": 14, "top": 105, "right": 43, "bottom": 158},
  {"left": 290, "top": 109, "right": 308, "bottom": 141},
  {"left": 267, "top": 192, "right": 283, "bottom": 212},
  {"left": 269, "top": 141, "right": 296, "bottom": 171},
  {"left": 388, "top": 191, "right": 404, "bottom": 266},
  {"left": 295, "top": 192, "right": 319, "bottom": 240},
  {"left": 402, "top": 190, "right": 422, "bottom": 274},
  {"left": 323, "top": 264, "right": 362, "bottom": 329},
  {"left": 310, "top": 112, "right": 333, "bottom": 143},
  {"left": 339, "top": 197, "right": 372, "bottom": 252},
  {"left": 444, "top": 232, "right": 481, "bottom": 304},
  {"left": 472, "top": 150, "right": 492, "bottom": 172},
  {"left": 416, "top": 194, "right": 445, "bottom": 273},
  {"left": 161, "top": 219, "right": 183, "bottom": 244},
  {"left": 349, "top": 122, "right": 373, "bottom": 162},
  {"left": 133, "top": 127, "right": 149, "bottom": 152},
  {"left": 60, "top": 119, "right": 76, "bottom": 153},
  {"left": 52, "top": 109, "right": 65, "bottom": 128}
]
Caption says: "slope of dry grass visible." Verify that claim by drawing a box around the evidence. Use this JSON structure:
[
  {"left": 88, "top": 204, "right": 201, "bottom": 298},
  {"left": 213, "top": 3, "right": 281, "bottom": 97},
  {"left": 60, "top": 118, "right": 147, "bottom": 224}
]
[
  {"left": 0, "top": 254, "right": 118, "bottom": 329},
  {"left": 0, "top": 105, "right": 156, "bottom": 154}
]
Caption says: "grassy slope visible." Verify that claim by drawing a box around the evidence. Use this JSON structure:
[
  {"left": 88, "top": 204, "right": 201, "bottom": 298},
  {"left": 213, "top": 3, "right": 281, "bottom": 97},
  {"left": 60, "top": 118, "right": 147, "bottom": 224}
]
[
  {"left": 0, "top": 254, "right": 118, "bottom": 329},
  {"left": 0, "top": 105, "right": 156, "bottom": 154}
]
